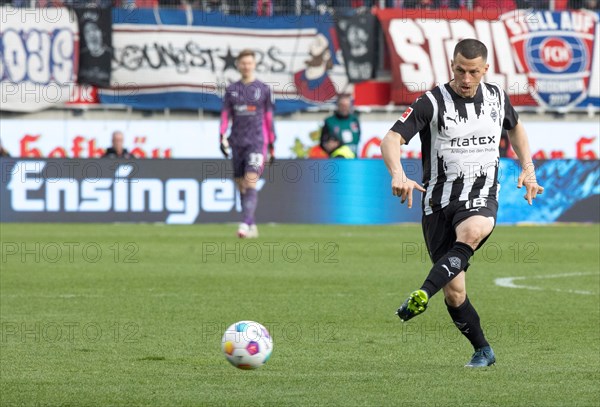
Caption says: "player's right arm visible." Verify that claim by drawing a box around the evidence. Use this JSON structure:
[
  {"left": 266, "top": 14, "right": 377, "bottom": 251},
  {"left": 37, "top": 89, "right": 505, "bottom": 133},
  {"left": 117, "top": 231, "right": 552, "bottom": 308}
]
[
  {"left": 381, "top": 98, "right": 432, "bottom": 208},
  {"left": 219, "top": 87, "right": 233, "bottom": 158},
  {"left": 381, "top": 130, "right": 424, "bottom": 209}
]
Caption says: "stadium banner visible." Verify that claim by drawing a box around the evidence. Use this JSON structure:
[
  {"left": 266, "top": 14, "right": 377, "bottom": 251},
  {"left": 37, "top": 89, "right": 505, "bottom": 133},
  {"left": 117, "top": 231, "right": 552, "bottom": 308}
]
[
  {"left": 0, "top": 6, "right": 79, "bottom": 112},
  {"left": 376, "top": 9, "right": 600, "bottom": 110},
  {"left": 335, "top": 13, "right": 377, "bottom": 83},
  {"left": 99, "top": 9, "right": 349, "bottom": 113},
  {"left": 0, "top": 119, "right": 597, "bottom": 160},
  {"left": 74, "top": 6, "right": 112, "bottom": 87},
  {"left": 0, "top": 158, "right": 597, "bottom": 224}
]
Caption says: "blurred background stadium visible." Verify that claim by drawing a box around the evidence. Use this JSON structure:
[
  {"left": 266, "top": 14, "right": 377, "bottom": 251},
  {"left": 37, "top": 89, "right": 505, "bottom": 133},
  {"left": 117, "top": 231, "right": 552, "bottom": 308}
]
[{"left": 1, "top": 0, "right": 598, "bottom": 224}]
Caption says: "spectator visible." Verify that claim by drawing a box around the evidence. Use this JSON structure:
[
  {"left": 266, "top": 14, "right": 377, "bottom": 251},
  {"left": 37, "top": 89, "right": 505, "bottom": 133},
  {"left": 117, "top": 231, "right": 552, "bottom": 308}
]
[
  {"left": 515, "top": 0, "right": 550, "bottom": 8},
  {"left": 330, "top": 145, "right": 356, "bottom": 158},
  {"left": 228, "top": 0, "right": 254, "bottom": 14},
  {"left": 0, "top": 140, "right": 10, "bottom": 157},
  {"left": 256, "top": 0, "right": 273, "bottom": 15},
  {"left": 568, "top": 0, "right": 599, "bottom": 9},
  {"left": 103, "top": 131, "right": 133, "bottom": 158},
  {"left": 302, "top": 0, "right": 330, "bottom": 14},
  {"left": 196, "top": 0, "right": 225, "bottom": 13},
  {"left": 473, "top": 0, "right": 516, "bottom": 11},
  {"left": 320, "top": 94, "right": 361, "bottom": 158},
  {"left": 403, "top": 0, "right": 441, "bottom": 8}
]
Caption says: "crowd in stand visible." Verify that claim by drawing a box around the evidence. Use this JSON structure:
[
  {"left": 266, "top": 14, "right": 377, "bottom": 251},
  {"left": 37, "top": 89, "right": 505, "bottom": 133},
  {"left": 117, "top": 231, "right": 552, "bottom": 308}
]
[{"left": 1, "top": 0, "right": 598, "bottom": 12}]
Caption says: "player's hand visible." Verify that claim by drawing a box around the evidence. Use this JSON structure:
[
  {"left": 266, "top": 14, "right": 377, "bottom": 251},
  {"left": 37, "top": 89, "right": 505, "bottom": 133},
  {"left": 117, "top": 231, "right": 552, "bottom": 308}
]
[
  {"left": 267, "top": 143, "right": 275, "bottom": 165},
  {"left": 220, "top": 136, "right": 231, "bottom": 158},
  {"left": 517, "top": 168, "right": 544, "bottom": 205},
  {"left": 391, "top": 174, "right": 426, "bottom": 209}
]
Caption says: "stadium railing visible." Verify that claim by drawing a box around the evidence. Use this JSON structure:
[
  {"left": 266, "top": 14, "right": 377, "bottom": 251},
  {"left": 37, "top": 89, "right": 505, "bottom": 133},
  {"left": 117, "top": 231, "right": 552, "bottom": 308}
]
[{"left": 3, "top": 0, "right": 593, "bottom": 13}]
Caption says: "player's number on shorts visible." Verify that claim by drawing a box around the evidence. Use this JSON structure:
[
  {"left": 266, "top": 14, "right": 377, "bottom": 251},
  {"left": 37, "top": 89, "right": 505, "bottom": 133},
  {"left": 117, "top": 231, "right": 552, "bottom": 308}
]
[
  {"left": 248, "top": 153, "right": 264, "bottom": 168},
  {"left": 465, "top": 198, "right": 487, "bottom": 209}
]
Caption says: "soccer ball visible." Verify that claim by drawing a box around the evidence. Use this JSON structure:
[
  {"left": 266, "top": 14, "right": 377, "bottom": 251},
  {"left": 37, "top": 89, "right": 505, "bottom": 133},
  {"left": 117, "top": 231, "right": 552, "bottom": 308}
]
[{"left": 222, "top": 321, "right": 273, "bottom": 370}]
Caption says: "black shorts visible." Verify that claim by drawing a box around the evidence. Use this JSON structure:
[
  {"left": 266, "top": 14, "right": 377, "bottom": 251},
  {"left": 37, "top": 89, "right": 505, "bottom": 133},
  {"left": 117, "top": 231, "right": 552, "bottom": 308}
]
[{"left": 422, "top": 198, "right": 498, "bottom": 265}]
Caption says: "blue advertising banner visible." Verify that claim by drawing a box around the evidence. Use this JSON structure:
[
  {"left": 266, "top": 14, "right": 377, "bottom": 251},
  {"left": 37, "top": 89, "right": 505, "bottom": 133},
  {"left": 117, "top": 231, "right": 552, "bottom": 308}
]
[
  {"left": 1, "top": 158, "right": 598, "bottom": 224},
  {"left": 499, "top": 159, "right": 600, "bottom": 223},
  {"left": 99, "top": 9, "right": 348, "bottom": 113}
]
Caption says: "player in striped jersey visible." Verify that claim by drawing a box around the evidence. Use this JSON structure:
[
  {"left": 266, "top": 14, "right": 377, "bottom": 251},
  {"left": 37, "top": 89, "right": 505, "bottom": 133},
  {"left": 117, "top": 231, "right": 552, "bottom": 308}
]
[
  {"left": 381, "top": 39, "right": 544, "bottom": 367},
  {"left": 220, "top": 49, "right": 276, "bottom": 238}
]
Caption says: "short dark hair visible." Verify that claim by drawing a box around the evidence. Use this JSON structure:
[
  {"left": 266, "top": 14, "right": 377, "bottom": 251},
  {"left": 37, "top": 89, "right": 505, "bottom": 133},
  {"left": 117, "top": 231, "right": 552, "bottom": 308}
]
[
  {"left": 236, "top": 49, "right": 255, "bottom": 61},
  {"left": 453, "top": 39, "right": 488, "bottom": 61},
  {"left": 337, "top": 94, "right": 351, "bottom": 102}
]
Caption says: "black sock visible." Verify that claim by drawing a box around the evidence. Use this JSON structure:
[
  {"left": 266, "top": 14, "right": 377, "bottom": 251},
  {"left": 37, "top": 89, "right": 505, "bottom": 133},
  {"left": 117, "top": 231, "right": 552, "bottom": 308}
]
[
  {"left": 421, "top": 242, "right": 473, "bottom": 297},
  {"left": 446, "top": 296, "right": 489, "bottom": 350}
]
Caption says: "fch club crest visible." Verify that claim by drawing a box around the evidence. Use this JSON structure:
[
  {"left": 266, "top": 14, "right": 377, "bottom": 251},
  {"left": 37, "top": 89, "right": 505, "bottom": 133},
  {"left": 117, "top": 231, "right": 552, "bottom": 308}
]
[{"left": 503, "top": 10, "right": 598, "bottom": 109}]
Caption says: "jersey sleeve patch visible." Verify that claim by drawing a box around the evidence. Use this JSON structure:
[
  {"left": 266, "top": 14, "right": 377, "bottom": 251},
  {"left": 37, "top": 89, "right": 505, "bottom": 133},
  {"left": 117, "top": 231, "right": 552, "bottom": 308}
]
[{"left": 399, "top": 107, "right": 414, "bottom": 123}]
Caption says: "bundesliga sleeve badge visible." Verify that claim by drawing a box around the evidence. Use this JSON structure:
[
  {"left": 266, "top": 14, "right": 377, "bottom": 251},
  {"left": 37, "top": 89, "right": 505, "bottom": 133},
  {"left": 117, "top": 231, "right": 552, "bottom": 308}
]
[{"left": 399, "top": 107, "right": 413, "bottom": 123}]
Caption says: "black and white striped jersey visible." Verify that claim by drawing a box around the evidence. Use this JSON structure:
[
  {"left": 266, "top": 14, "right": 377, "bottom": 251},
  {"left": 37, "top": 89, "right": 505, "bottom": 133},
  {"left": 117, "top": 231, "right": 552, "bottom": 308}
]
[{"left": 391, "top": 82, "right": 519, "bottom": 215}]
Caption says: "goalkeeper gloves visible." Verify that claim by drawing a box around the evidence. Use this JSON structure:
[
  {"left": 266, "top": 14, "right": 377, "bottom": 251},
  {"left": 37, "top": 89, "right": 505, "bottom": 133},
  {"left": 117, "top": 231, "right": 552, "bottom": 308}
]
[
  {"left": 220, "top": 136, "right": 231, "bottom": 158},
  {"left": 267, "top": 143, "right": 275, "bottom": 165}
]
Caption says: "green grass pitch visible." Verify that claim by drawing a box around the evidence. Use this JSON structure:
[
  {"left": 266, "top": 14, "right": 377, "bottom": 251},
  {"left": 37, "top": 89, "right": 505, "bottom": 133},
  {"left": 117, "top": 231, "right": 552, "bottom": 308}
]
[{"left": 1, "top": 223, "right": 599, "bottom": 406}]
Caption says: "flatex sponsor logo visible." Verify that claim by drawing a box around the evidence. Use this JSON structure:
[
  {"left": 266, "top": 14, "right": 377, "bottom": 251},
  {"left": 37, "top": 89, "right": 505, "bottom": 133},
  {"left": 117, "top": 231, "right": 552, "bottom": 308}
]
[{"left": 449, "top": 135, "right": 496, "bottom": 148}]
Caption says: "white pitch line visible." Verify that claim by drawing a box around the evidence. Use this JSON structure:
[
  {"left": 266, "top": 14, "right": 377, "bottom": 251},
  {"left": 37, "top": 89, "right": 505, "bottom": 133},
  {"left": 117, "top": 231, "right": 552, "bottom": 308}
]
[
  {"left": 494, "top": 272, "right": 598, "bottom": 295},
  {"left": 526, "top": 272, "right": 598, "bottom": 280}
]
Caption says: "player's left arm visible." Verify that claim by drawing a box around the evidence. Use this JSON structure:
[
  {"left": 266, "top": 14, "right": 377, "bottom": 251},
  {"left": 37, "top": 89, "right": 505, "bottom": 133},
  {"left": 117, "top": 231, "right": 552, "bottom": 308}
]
[
  {"left": 506, "top": 116, "right": 544, "bottom": 205},
  {"left": 264, "top": 86, "right": 276, "bottom": 164},
  {"left": 502, "top": 90, "right": 543, "bottom": 205}
]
